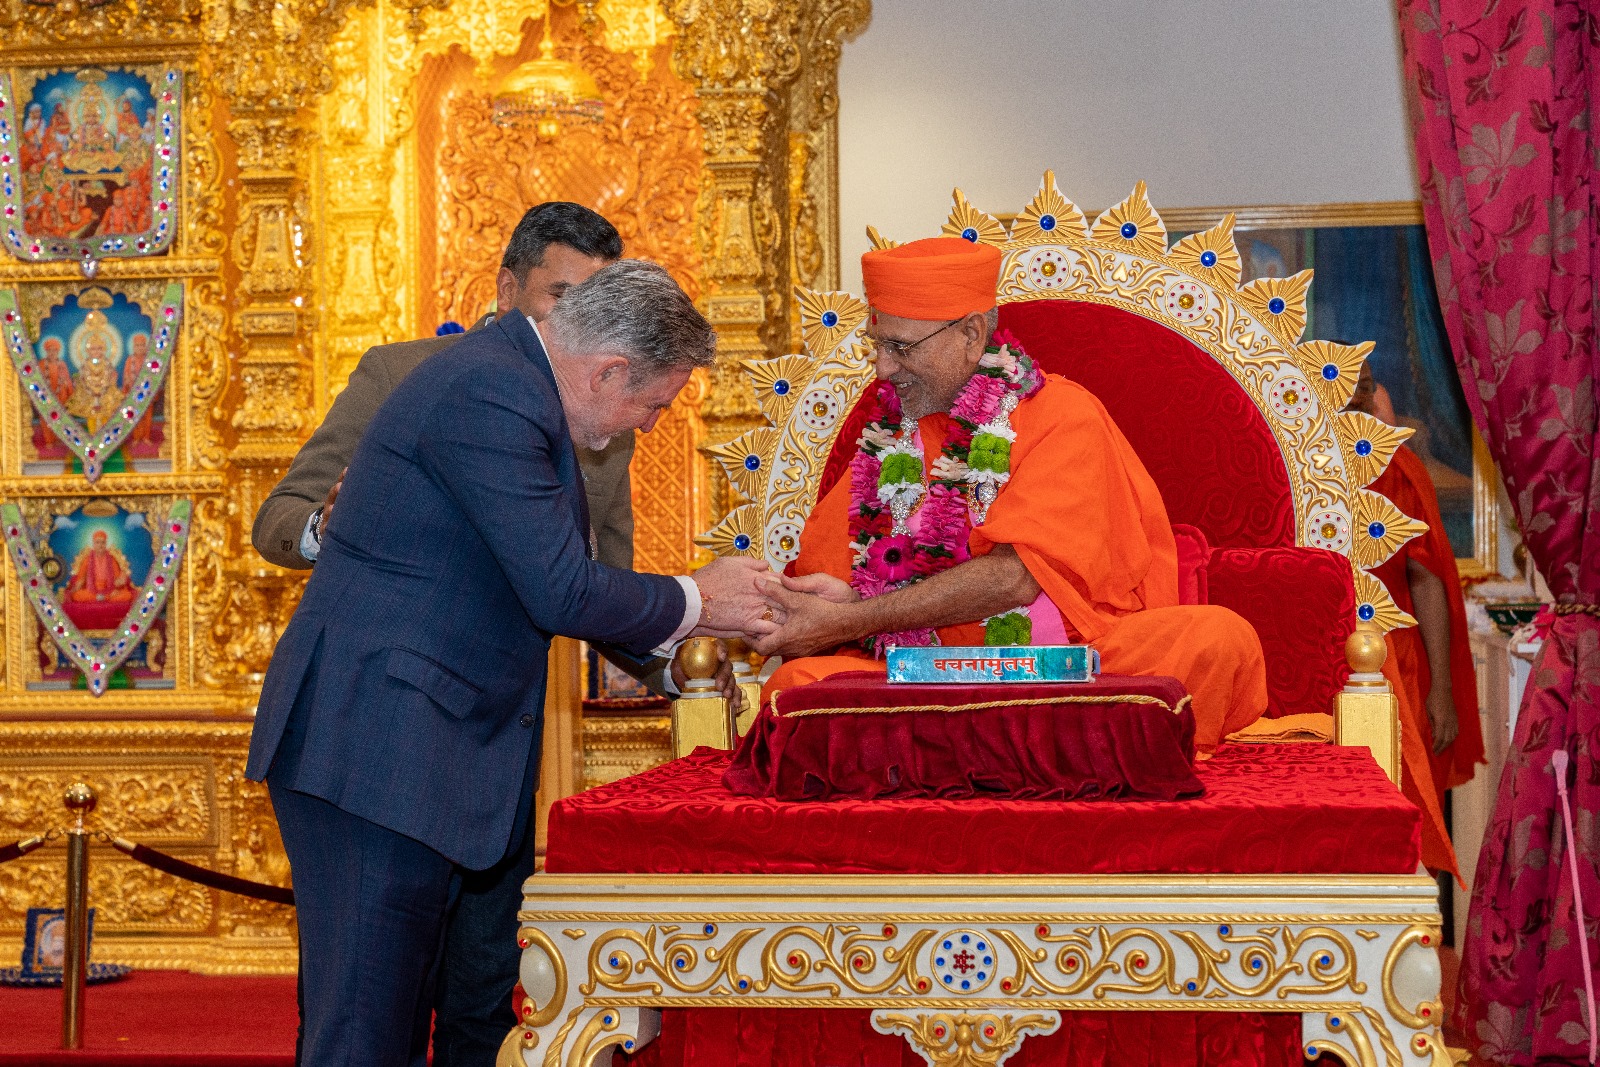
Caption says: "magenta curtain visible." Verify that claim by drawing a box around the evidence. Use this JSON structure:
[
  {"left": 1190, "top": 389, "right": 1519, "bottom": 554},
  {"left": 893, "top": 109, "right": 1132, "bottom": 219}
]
[{"left": 1398, "top": 1, "right": 1600, "bottom": 1061}]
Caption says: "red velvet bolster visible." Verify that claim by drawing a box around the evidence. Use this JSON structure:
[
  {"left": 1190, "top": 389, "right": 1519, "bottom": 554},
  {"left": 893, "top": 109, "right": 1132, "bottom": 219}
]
[
  {"left": 546, "top": 744, "right": 1421, "bottom": 876},
  {"left": 722, "top": 671, "right": 1200, "bottom": 802}
]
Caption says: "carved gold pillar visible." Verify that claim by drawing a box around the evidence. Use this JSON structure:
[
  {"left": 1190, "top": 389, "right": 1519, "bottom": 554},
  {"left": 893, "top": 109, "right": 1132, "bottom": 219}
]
[{"left": 667, "top": 0, "right": 867, "bottom": 521}]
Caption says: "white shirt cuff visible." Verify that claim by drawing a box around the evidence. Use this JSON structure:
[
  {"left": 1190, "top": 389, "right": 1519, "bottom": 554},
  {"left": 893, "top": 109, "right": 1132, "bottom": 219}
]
[
  {"left": 650, "top": 575, "right": 701, "bottom": 657},
  {"left": 299, "top": 510, "right": 321, "bottom": 563}
]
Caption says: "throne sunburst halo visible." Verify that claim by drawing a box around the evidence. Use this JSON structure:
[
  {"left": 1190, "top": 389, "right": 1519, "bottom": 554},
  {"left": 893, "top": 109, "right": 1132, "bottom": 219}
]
[{"left": 698, "top": 172, "right": 1422, "bottom": 634}]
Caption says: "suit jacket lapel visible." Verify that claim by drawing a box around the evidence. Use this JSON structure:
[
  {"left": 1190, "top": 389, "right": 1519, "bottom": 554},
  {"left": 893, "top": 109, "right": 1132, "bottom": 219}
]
[{"left": 502, "top": 312, "right": 593, "bottom": 558}]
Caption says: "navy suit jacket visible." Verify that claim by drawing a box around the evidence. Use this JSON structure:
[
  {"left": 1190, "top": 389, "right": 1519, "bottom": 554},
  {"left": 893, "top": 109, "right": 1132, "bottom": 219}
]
[{"left": 246, "top": 313, "right": 686, "bottom": 869}]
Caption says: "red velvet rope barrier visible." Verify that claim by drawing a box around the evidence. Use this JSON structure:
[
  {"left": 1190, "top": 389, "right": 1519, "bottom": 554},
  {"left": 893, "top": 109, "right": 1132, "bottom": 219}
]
[
  {"left": 110, "top": 838, "right": 295, "bottom": 906},
  {"left": 0, "top": 835, "right": 45, "bottom": 865}
]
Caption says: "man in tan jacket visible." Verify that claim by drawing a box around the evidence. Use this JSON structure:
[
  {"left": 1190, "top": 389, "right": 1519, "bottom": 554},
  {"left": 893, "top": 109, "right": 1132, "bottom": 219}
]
[{"left": 253, "top": 202, "right": 635, "bottom": 571}]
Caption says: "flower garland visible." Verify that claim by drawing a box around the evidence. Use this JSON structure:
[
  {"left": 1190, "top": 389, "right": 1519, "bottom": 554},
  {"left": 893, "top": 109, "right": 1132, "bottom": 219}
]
[{"left": 848, "top": 330, "right": 1044, "bottom": 656}]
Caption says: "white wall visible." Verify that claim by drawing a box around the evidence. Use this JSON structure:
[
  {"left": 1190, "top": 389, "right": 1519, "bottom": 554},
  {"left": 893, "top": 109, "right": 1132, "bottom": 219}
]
[{"left": 837, "top": 0, "right": 1419, "bottom": 293}]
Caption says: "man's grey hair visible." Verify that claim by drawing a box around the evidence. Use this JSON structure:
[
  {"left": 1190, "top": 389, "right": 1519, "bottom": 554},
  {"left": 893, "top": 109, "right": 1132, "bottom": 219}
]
[
  {"left": 544, "top": 259, "right": 717, "bottom": 378},
  {"left": 984, "top": 307, "right": 999, "bottom": 337}
]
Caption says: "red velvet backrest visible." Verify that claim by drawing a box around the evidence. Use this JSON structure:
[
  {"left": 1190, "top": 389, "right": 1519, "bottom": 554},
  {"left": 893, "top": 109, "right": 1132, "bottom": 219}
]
[
  {"left": 996, "top": 301, "right": 1297, "bottom": 547},
  {"left": 818, "top": 302, "right": 1298, "bottom": 548}
]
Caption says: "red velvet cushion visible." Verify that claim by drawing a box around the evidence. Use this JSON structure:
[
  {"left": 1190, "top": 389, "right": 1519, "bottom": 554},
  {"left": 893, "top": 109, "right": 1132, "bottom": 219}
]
[
  {"left": 1171, "top": 523, "right": 1210, "bottom": 606},
  {"left": 1206, "top": 546, "right": 1355, "bottom": 718}
]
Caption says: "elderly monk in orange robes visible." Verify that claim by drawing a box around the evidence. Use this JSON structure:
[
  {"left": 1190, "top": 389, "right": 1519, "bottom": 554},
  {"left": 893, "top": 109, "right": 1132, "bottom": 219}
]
[
  {"left": 1350, "top": 365, "right": 1483, "bottom": 809},
  {"left": 756, "top": 237, "right": 1269, "bottom": 754}
]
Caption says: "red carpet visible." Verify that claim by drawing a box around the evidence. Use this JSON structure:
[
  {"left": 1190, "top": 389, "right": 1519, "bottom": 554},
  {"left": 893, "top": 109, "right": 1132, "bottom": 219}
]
[{"left": 0, "top": 970, "right": 297, "bottom": 1066}]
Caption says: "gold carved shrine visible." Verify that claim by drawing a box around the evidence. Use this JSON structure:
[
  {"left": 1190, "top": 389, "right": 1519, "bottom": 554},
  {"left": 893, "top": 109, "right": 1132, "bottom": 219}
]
[{"left": 0, "top": 0, "right": 866, "bottom": 973}]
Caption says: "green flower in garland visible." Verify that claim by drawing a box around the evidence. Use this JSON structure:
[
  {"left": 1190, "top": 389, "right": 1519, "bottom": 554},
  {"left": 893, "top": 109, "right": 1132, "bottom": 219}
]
[
  {"left": 878, "top": 452, "right": 923, "bottom": 486},
  {"left": 968, "top": 432, "right": 1012, "bottom": 475},
  {"left": 983, "top": 611, "right": 1032, "bottom": 646}
]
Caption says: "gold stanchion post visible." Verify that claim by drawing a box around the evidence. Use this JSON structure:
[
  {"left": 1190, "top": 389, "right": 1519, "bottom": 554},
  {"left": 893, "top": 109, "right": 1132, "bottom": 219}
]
[
  {"left": 670, "top": 637, "right": 735, "bottom": 757},
  {"left": 61, "top": 781, "right": 96, "bottom": 1050}
]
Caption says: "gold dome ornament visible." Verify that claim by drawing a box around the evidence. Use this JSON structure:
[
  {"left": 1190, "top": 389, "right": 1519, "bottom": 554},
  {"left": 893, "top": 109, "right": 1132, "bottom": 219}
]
[{"left": 492, "top": 14, "right": 605, "bottom": 141}]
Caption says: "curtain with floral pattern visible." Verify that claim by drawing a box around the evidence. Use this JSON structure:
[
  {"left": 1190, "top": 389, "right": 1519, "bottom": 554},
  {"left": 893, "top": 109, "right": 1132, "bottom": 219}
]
[{"left": 1398, "top": 1, "right": 1600, "bottom": 1061}]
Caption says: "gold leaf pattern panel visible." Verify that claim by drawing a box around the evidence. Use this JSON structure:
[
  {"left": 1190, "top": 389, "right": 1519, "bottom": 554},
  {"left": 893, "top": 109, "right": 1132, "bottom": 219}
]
[{"left": 416, "top": 8, "right": 706, "bottom": 573}]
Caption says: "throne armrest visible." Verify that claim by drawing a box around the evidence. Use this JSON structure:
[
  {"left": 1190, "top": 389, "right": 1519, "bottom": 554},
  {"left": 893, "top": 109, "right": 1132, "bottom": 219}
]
[{"left": 1205, "top": 546, "right": 1356, "bottom": 719}]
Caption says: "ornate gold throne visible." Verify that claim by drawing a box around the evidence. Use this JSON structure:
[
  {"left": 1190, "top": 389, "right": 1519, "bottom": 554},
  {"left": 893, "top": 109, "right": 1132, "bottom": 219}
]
[{"left": 506, "top": 176, "right": 1447, "bottom": 1067}]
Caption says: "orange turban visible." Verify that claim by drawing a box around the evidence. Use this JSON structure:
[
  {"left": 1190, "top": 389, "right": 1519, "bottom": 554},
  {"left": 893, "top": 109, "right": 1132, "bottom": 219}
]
[{"left": 861, "top": 237, "right": 1001, "bottom": 320}]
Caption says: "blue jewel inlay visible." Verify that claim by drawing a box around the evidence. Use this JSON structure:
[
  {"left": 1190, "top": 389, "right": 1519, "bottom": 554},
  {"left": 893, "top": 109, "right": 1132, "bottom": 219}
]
[
  {"left": 1268, "top": 297, "right": 1286, "bottom": 314},
  {"left": 977, "top": 941, "right": 986, "bottom": 951},
  {"left": 738, "top": 979, "right": 749, "bottom": 989},
  {"left": 609, "top": 955, "right": 620, "bottom": 967},
  {"left": 1359, "top": 604, "right": 1376, "bottom": 621},
  {"left": 1219, "top": 925, "right": 1231, "bottom": 936},
  {"left": 675, "top": 958, "right": 686, "bottom": 969},
  {"left": 733, "top": 534, "right": 751, "bottom": 551},
  {"left": 1186, "top": 981, "right": 1198, "bottom": 992},
  {"left": 1319, "top": 954, "right": 1332, "bottom": 966},
  {"left": 1355, "top": 439, "right": 1373, "bottom": 456},
  {"left": 961, "top": 980, "right": 971, "bottom": 990},
  {"left": 604, "top": 1015, "right": 615, "bottom": 1025},
  {"left": 821, "top": 310, "right": 839, "bottom": 327},
  {"left": 961, "top": 227, "right": 978, "bottom": 242},
  {"left": 977, "top": 971, "right": 986, "bottom": 980},
  {"left": 705, "top": 923, "right": 716, "bottom": 935},
  {"left": 774, "top": 379, "right": 791, "bottom": 395},
  {"left": 1040, "top": 214, "right": 1057, "bottom": 231},
  {"left": 1120, "top": 222, "right": 1138, "bottom": 239},
  {"left": 1200, "top": 250, "right": 1218, "bottom": 267},
  {"left": 936, "top": 957, "right": 946, "bottom": 966},
  {"left": 743, "top": 454, "right": 761, "bottom": 471},
  {"left": 961, "top": 935, "right": 970, "bottom": 944},
  {"left": 1322, "top": 363, "right": 1340, "bottom": 381},
  {"left": 1368, "top": 521, "right": 1387, "bottom": 539},
  {"left": 983, "top": 956, "right": 992, "bottom": 966},
  {"left": 1331, "top": 1017, "right": 1342, "bottom": 1027},
  {"left": 625, "top": 1041, "right": 635, "bottom": 1051},
  {"left": 943, "top": 940, "right": 953, "bottom": 950},
  {"left": 1250, "top": 959, "right": 1262, "bottom": 970}
]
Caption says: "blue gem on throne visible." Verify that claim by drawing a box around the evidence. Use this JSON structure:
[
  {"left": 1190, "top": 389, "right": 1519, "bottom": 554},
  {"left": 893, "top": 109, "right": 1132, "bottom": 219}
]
[
  {"left": 1322, "top": 363, "right": 1340, "bottom": 381},
  {"left": 821, "top": 310, "right": 839, "bottom": 327},
  {"left": 704, "top": 923, "right": 717, "bottom": 935},
  {"left": 1120, "top": 222, "right": 1138, "bottom": 239},
  {"left": 1040, "top": 214, "right": 1057, "bottom": 231},
  {"left": 961, "top": 228, "right": 978, "bottom": 241},
  {"left": 733, "top": 534, "right": 752, "bottom": 551},
  {"left": 1268, "top": 297, "right": 1286, "bottom": 314},
  {"left": 774, "top": 379, "right": 792, "bottom": 395},
  {"left": 1368, "top": 521, "right": 1386, "bottom": 539},
  {"left": 1200, "top": 250, "right": 1218, "bottom": 267},
  {"left": 1355, "top": 439, "right": 1373, "bottom": 456},
  {"left": 1358, "top": 604, "right": 1376, "bottom": 622},
  {"left": 744, "top": 455, "right": 761, "bottom": 471}
]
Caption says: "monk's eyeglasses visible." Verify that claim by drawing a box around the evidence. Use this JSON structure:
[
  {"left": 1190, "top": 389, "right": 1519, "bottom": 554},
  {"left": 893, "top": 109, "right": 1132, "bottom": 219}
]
[{"left": 869, "top": 318, "right": 961, "bottom": 360}]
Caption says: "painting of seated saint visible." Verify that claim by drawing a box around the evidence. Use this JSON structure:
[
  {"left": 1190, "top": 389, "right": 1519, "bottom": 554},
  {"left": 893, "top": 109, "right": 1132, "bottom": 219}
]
[
  {"left": 24, "top": 284, "right": 169, "bottom": 475},
  {"left": 26, "top": 498, "right": 172, "bottom": 691},
  {"left": 6, "top": 64, "right": 180, "bottom": 260}
]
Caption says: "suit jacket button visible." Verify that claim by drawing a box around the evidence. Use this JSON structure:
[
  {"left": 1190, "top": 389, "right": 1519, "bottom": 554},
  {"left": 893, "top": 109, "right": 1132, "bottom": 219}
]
[{"left": 519, "top": 714, "right": 535, "bottom": 728}]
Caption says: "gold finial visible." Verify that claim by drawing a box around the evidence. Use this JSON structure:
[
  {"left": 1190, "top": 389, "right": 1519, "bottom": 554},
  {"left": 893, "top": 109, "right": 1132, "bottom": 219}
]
[
  {"left": 1344, "top": 621, "right": 1388, "bottom": 680},
  {"left": 63, "top": 782, "right": 97, "bottom": 829},
  {"left": 723, "top": 636, "right": 755, "bottom": 679},
  {"left": 675, "top": 636, "right": 721, "bottom": 692}
]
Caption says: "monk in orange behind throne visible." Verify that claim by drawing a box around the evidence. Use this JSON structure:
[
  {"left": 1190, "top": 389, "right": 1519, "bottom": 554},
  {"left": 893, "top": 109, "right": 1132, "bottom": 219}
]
[{"left": 756, "top": 237, "right": 1269, "bottom": 753}]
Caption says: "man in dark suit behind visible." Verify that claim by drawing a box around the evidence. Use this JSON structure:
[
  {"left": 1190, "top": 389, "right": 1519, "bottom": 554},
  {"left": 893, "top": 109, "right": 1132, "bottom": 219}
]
[{"left": 246, "top": 260, "right": 772, "bottom": 1067}]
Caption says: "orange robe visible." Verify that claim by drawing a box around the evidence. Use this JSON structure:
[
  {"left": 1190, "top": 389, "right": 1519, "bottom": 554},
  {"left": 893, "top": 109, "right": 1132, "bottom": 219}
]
[
  {"left": 768, "top": 375, "right": 1269, "bottom": 753},
  {"left": 1372, "top": 447, "right": 1482, "bottom": 862}
]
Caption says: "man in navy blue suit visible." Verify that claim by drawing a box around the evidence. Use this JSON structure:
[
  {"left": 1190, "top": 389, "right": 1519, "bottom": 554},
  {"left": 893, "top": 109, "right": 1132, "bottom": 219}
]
[{"left": 246, "top": 259, "right": 773, "bottom": 1066}]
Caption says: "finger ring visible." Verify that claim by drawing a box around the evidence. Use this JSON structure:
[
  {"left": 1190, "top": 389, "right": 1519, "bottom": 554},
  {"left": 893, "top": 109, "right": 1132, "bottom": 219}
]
[{"left": 762, "top": 608, "right": 775, "bottom": 621}]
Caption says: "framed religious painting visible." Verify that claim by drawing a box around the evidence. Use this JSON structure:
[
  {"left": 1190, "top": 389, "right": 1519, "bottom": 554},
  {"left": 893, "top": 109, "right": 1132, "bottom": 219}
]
[
  {"left": 0, "top": 63, "right": 181, "bottom": 263},
  {"left": 2, "top": 281, "right": 180, "bottom": 480},
  {"left": 1159, "top": 202, "right": 1503, "bottom": 577},
  {"left": 1, "top": 494, "right": 190, "bottom": 694}
]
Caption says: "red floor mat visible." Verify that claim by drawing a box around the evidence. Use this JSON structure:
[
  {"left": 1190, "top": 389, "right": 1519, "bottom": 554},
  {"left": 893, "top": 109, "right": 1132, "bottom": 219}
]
[{"left": 0, "top": 970, "right": 296, "bottom": 1066}]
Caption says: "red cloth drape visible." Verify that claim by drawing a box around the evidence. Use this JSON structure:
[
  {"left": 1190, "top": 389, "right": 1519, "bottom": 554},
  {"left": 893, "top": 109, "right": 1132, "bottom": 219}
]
[{"left": 1399, "top": 3, "right": 1600, "bottom": 1060}]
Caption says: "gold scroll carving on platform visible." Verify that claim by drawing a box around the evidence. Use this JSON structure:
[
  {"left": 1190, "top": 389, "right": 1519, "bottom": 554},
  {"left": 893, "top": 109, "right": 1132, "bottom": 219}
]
[{"left": 0, "top": 0, "right": 866, "bottom": 972}]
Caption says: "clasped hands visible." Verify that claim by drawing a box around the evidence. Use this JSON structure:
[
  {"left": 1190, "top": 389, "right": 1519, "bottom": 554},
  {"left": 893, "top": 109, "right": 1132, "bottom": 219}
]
[{"left": 689, "top": 557, "right": 860, "bottom": 659}]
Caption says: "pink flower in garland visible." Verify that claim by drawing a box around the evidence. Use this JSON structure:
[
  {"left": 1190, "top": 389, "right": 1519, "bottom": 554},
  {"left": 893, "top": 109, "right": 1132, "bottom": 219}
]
[
  {"left": 918, "top": 484, "right": 974, "bottom": 563},
  {"left": 865, "top": 534, "right": 918, "bottom": 583},
  {"left": 951, "top": 373, "right": 1007, "bottom": 428}
]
